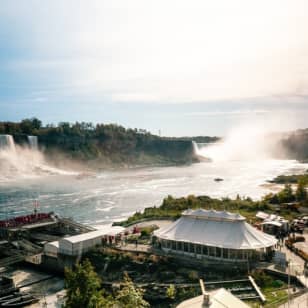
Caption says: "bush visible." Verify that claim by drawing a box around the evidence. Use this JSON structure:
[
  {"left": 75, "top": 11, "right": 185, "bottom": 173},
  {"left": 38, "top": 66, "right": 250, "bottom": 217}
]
[
  {"left": 272, "top": 280, "right": 284, "bottom": 288},
  {"left": 187, "top": 270, "right": 199, "bottom": 282},
  {"left": 159, "top": 271, "right": 176, "bottom": 280},
  {"left": 251, "top": 270, "right": 274, "bottom": 288}
]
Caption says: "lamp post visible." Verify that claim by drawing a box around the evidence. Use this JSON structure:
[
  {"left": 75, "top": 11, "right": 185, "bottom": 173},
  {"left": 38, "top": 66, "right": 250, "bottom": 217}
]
[{"left": 288, "top": 259, "right": 290, "bottom": 308}]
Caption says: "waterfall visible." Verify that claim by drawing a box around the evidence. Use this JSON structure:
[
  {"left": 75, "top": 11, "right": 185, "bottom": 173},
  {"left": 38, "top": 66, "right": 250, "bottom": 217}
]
[
  {"left": 192, "top": 141, "right": 213, "bottom": 162},
  {"left": 0, "top": 134, "right": 16, "bottom": 151},
  {"left": 28, "top": 135, "right": 38, "bottom": 150},
  {"left": 192, "top": 141, "right": 199, "bottom": 155}
]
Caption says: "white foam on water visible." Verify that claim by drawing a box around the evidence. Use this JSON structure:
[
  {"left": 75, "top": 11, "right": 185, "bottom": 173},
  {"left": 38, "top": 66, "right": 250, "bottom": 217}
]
[{"left": 95, "top": 206, "right": 115, "bottom": 212}]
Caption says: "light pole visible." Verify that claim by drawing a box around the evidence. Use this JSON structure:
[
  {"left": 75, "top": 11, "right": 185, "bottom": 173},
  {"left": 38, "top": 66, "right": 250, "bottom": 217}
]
[{"left": 288, "top": 259, "right": 290, "bottom": 308}]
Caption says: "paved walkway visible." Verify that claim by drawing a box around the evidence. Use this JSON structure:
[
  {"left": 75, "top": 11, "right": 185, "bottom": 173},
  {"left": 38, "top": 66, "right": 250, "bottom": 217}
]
[
  {"left": 276, "top": 242, "right": 308, "bottom": 307},
  {"left": 278, "top": 244, "right": 308, "bottom": 288},
  {"left": 117, "top": 243, "right": 152, "bottom": 253},
  {"left": 279, "top": 292, "right": 308, "bottom": 308}
]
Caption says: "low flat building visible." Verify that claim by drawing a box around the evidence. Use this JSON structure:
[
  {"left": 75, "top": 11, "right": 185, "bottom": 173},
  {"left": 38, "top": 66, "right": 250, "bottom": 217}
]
[
  {"left": 43, "top": 225, "right": 125, "bottom": 257},
  {"left": 153, "top": 209, "right": 277, "bottom": 263}
]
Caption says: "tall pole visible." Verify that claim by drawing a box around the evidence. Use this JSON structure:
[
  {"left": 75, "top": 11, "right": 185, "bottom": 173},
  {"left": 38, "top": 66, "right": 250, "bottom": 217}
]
[{"left": 288, "top": 259, "right": 290, "bottom": 308}]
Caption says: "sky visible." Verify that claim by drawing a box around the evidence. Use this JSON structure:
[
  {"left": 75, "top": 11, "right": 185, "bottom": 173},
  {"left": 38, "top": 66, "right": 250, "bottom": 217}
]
[{"left": 0, "top": 0, "right": 308, "bottom": 136}]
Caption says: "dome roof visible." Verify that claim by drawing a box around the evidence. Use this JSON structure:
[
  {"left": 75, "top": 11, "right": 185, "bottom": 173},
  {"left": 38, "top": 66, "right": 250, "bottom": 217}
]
[{"left": 154, "top": 209, "right": 277, "bottom": 249}]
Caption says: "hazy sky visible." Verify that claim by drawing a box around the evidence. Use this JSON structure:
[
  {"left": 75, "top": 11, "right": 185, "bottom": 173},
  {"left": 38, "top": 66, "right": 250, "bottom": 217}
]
[{"left": 0, "top": 0, "right": 308, "bottom": 136}]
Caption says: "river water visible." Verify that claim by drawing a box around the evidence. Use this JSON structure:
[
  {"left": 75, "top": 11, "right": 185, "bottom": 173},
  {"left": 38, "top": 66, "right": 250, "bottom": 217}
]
[{"left": 0, "top": 159, "right": 307, "bottom": 226}]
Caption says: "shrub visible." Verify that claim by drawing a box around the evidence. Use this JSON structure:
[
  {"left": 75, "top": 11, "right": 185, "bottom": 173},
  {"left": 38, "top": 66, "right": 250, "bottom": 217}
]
[
  {"left": 251, "top": 270, "right": 273, "bottom": 288},
  {"left": 187, "top": 270, "right": 199, "bottom": 282}
]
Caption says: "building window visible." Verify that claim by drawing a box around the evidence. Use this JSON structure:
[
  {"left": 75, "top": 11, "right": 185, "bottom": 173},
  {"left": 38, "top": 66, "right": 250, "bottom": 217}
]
[
  {"left": 209, "top": 246, "right": 216, "bottom": 257},
  {"left": 189, "top": 243, "right": 195, "bottom": 253},
  {"left": 223, "top": 248, "right": 228, "bottom": 259},
  {"left": 184, "top": 242, "right": 189, "bottom": 252},
  {"left": 202, "top": 245, "right": 208, "bottom": 255},
  {"left": 229, "top": 249, "right": 237, "bottom": 259},
  {"left": 242, "top": 250, "right": 248, "bottom": 260},
  {"left": 177, "top": 242, "right": 183, "bottom": 251},
  {"left": 196, "top": 244, "right": 201, "bottom": 254},
  {"left": 216, "top": 247, "right": 222, "bottom": 258},
  {"left": 172, "top": 241, "right": 177, "bottom": 250},
  {"left": 237, "top": 250, "right": 243, "bottom": 259}
]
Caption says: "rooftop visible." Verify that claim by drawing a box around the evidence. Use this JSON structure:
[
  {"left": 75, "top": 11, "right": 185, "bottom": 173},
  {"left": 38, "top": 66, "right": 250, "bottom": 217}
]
[
  {"left": 61, "top": 225, "right": 125, "bottom": 244},
  {"left": 154, "top": 209, "right": 277, "bottom": 249},
  {"left": 177, "top": 288, "right": 249, "bottom": 308}
]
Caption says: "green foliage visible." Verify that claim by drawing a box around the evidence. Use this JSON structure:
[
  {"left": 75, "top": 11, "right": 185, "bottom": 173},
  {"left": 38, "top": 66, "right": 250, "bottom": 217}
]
[
  {"left": 118, "top": 193, "right": 273, "bottom": 227},
  {"left": 187, "top": 270, "right": 199, "bottom": 281},
  {"left": 115, "top": 272, "right": 149, "bottom": 308},
  {"left": 63, "top": 259, "right": 115, "bottom": 308},
  {"left": 251, "top": 269, "right": 285, "bottom": 290},
  {"left": 64, "top": 259, "right": 150, "bottom": 308},
  {"left": 296, "top": 179, "right": 307, "bottom": 202},
  {"left": 166, "top": 284, "right": 176, "bottom": 300},
  {"left": 139, "top": 225, "right": 158, "bottom": 238},
  {"left": 277, "top": 184, "right": 295, "bottom": 203},
  {"left": 270, "top": 174, "right": 308, "bottom": 184}
]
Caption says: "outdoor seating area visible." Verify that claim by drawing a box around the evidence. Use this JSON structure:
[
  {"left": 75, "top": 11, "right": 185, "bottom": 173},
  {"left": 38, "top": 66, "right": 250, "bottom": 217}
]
[{"left": 0, "top": 212, "right": 53, "bottom": 229}]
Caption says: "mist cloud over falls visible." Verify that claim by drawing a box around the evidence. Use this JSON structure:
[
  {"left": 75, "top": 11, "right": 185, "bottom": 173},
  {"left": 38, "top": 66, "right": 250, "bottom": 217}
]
[
  {"left": 194, "top": 123, "right": 286, "bottom": 162},
  {"left": 0, "top": 139, "right": 76, "bottom": 182}
]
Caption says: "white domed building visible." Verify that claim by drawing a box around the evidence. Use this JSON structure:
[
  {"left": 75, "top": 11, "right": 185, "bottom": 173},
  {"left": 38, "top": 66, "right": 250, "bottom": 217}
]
[{"left": 153, "top": 209, "right": 277, "bottom": 263}]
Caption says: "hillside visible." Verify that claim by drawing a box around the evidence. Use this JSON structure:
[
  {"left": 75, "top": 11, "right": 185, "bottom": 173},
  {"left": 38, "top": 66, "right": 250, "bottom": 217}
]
[
  {"left": 279, "top": 129, "right": 308, "bottom": 162},
  {"left": 0, "top": 118, "right": 204, "bottom": 167}
]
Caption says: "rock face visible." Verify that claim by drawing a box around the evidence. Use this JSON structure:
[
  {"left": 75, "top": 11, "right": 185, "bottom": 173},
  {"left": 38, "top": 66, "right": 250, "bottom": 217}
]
[{"left": 278, "top": 129, "right": 308, "bottom": 162}]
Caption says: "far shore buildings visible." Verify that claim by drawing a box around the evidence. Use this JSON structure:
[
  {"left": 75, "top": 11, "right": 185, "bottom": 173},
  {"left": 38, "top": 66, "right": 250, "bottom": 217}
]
[{"left": 153, "top": 209, "right": 277, "bottom": 263}]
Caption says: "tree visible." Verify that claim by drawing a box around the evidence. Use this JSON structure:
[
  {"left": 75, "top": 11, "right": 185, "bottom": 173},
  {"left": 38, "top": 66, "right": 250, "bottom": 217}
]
[
  {"left": 63, "top": 259, "right": 115, "bottom": 308},
  {"left": 20, "top": 117, "right": 42, "bottom": 134},
  {"left": 296, "top": 180, "right": 307, "bottom": 202},
  {"left": 115, "top": 272, "right": 149, "bottom": 308},
  {"left": 166, "top": 284, "right": 176, "bottom": 300},
  {"left": 277, "top": 184, "right": 295, "bottom": 203}
]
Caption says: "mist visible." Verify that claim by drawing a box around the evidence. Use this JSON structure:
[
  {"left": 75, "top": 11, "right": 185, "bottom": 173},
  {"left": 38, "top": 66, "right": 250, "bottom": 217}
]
[
  {"left": 194, "top": 118, "right": 290, "bottom": 162},
  {"left": 0, "top": 142, "right": 77, "bottom": 182}
]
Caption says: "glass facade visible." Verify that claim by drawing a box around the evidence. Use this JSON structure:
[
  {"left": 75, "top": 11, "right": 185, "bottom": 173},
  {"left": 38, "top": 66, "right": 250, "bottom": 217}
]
[{"left": 157, "top": 239, "right": 270, "bottom": 261}]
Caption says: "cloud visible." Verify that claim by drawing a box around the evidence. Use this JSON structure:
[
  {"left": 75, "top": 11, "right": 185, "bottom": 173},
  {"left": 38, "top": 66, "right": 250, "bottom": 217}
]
[{"left": 1, "top": 0, "right": 308, "bottom": 106}]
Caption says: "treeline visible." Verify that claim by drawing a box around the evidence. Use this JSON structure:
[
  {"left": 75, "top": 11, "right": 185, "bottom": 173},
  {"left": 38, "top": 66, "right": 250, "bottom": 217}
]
[
  {"left": 0, "top": 118, "right": 197, "bottom": 166},
  {"left": 264, "top": 182, "right": 307, "bottom": 205},
  {"left": 118, "top": 194, "right": 271, "bottom": 226},
  {"left": 269, "top": 173, "right": 308, "bottom": 185}
]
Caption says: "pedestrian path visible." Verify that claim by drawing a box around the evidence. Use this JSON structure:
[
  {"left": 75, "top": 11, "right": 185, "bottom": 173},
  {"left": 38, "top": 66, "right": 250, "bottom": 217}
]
[
  {"left": 279, "top": 245, "right": 308, "bottom": 287},
  {"left": 277, "top": 245, "right": 308, "bottom": 307},
  {"left": 279, "top": 292, "right": 308, "bottom": 308}
]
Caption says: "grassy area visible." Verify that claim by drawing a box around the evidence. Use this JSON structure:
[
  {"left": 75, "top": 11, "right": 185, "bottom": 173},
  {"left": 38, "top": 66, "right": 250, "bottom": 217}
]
[
  {"left": 248, "top": 289, "right": 288, "bottom": 308},
  {"left": 263, "top": 289, "right": 288, "bottom": 307}
]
